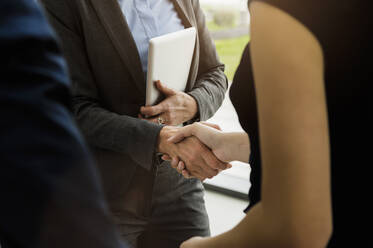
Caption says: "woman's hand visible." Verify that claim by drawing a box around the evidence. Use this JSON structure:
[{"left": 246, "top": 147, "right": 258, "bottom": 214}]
[
  {"left": 168, "top": 122, "right": 250, "bottom": 163},
  {"left": 168, "top": 122, "right": 227, "bottom": 161}
]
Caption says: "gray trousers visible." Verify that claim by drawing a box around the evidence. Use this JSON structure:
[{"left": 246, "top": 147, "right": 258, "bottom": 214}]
[{"left": 111, "top": 161, "right": 210, "bottom": 248}]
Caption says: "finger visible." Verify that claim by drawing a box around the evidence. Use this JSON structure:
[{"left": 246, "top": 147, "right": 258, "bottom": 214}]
[
  {"left": 200, "top": 122, "right": 221, "bottom": 131},
  {"left": 140, "top": 103, "right": 166, "bottom": 117},
  {"left": 155, "top": 80, "right": 176, "bottom": 97},
  {"left": 171, "top": 156, "right": 179, "bottom": 169},
  {"left": 202, "top": 166, "right": 219, "bottom": 179},
  {"left": 183, "top": 162, "right": 205, "bottom": 179},
  {"left": 196, "top": 155, "right": 220, "bottom": 178},
  {"left": 182, "top": 169, "right": 192, "bottom": 179},
  {"left": 189, "top": 160, "right": 218, "bottom": 179},
  {"left": 202, "top": 149, "right": 228, "bottom": 171},
  {"left": 179, "top": 139, "right": 218, "bottom": 179},
  {"left": 168, "top": 132, "right": 187, "bottom": 144},
  {"left": 176, "top": 160, "right": 192, "bottom": 179},
  {"left": 141, "top": 113, "right": 170, "bottom": 124},
  {"left": 177, "top": 160, "right": 185, "bottom": 174},
  {"left": 168, "top": 126, "right": 194, "bottom": 143},
  {"left": 177, "top": 161, "right": 185, "bottom": 171},
  {"left": 162, "top": 154, "right": 172, "bottom": 161}
]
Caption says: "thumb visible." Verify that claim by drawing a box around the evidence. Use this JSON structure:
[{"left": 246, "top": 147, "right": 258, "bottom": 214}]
[
  {"left": 200, "top": 122, "right": 222, "bottom": 131},
  {"left": 155, "top": 80, "right": 176, "bottom": 97},
  {"left": 167, "top": 125, "right": 195, "bottom": 143},
  {"left": 167, "top": 132, "right": 187, "bottom": 144}
]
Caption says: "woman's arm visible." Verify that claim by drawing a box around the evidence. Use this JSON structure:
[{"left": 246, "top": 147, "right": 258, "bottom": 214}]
[{"left": 181, "top": 1, "right": 332, "bottom": 248}]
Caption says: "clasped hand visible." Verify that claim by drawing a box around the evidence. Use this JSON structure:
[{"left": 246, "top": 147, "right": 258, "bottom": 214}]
[
  {"left": 157, "top": 125, "right": 231, "bottom": 181},
  {"left": 166, "top": 122, "right": 251, "bottom": 179},
  {"left": 138, "top": 80, "right": 232, "bottom": 180}
]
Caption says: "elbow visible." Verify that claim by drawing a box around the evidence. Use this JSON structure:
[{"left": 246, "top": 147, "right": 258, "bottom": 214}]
[
  {"left": 291, "top": 228, "right": 332, "bottom": 248},
  {"left": 313, "top": 220, "right": 333, "bottom": 248},
  {"left": 279, "top": 218, "right": 333, "bottom": 248}
]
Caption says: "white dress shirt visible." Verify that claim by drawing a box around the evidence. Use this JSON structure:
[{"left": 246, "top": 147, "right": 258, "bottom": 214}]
[{"left": 118, "top": 0, "right": 185, "bottom": 75}]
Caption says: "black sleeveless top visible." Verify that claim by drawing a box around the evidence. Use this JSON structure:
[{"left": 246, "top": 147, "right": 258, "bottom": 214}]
[{"left": 230, "top": 1, "right": 369, "bottom": 247}]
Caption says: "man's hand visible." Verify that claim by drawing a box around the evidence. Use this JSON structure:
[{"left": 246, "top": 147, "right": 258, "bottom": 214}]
[
  {"left": 157, "top": 125, "right": 180, "bottom": 154},
  {"left": 168, "top": 122, "right": 250, "bottom": 164},
  {"left": 175, "top": 136, "right": 229, "bottom": 180},
  {"left": 158, "top": 126, "right": 230, "bottom": 181},
  {"left": 140, "top": 80, "right": 198, "bottom": 126}
]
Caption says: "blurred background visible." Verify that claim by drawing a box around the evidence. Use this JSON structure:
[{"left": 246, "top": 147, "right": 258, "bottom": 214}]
[{"left": 200, "top": 0, "right": 251, "bottom": 236}]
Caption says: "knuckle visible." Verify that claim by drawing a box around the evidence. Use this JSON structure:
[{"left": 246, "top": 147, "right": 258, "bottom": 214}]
[
  {"left": 216, "top": 161, "right": 225, "bottom": 169},
  {"left": 190, "top": 158, "right": 199, "bottom": 165},
  {"left": 188, "top": 152, "right": 196, "bottom": 160},
  {"left": 164, "top": 102, "right": 171, "bottom": 110},
  {"left": 191, "top": 122, "right": 199, "bottom": 128},
  {"left": 186, "top": 163, "right": 195, "bottom": 171},
  {"left": 207, "top": 170, "right": 215, "bottom": 178},
  {"left": 216, "top": 162, "right": 224, "bottom": 169},
  {"left": 177, "top": 97, "right": 183, "bottom": 106},
  {"left": 197, "top": 147, "right": 205, "bottom": 155}
]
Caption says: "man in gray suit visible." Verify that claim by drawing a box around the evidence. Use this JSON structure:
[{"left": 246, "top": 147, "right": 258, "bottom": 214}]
[{"left": 40, "top": 0, "right": 228, "bottom": 247}]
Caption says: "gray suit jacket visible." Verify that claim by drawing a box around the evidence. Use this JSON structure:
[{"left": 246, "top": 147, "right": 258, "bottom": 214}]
[{"left": 41, "top": 0, "right": 227, "bottom": 211}]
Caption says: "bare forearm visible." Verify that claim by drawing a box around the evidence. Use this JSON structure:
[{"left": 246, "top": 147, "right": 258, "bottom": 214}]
[
  {"left": 221, "top": 132, "right": 250, "bottom": 163},
  {"left": 191, "top": 203, "right": 272, "bottom": 248},
  {"left": 182, "top": 124, "right": 250, "bottom": 163},
  {"left": 205, "top": 201, "right": 329, "bottom": 248}
]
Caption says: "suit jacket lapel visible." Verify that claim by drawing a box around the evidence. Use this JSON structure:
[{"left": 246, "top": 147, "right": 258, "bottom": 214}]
[
  {"left": 90, "top": 0, "right": 146, "bottom": 95},
  {"left": 173, "top": 0, "right": 198, "bottom": 89},
  {"left": 173, "top": 0, "right": 193, "bottom": 28}
]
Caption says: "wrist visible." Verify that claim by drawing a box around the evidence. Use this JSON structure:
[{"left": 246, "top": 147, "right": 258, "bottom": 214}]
[
  {"left": 223, "top": 132, "right": 250, "bottom": 162},
  {"left": 185, "top": 93, "right": 199, "bottom": 121},
  {"left": 157, "top": 126, "right": 179, "bottom": 154}
]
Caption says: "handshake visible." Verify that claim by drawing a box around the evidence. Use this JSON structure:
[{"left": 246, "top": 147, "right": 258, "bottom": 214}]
[
  {"left": 157, "top": 122, "right": 250, "bottom": 181},
  {"left": 139, "top": 81, "right": 250, "bottom": 180}
]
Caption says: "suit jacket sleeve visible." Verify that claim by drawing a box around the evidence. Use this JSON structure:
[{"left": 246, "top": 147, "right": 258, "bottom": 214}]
[
  {"left": 187, "top": 0, "right": 228, "bottom": 121},
  {"left": 41, "top": 1, "right": 163, "bottom": 171},
  {"left": 0, "top": 1, "right": 127, "bottom": 247}
]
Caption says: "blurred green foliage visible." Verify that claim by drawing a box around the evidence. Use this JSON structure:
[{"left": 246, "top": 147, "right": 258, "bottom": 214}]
[
  {"left": 207, "top": 21, "right": 226, "bottom": 31},
  {"left": 214, "top": 35, "right": 250, "bottom": 81},
  {"left": 213, "top": 10, "right": 237, "bottom": 27}
]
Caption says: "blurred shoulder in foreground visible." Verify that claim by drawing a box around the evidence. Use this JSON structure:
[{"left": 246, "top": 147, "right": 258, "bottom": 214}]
[{"left": 0, "top": 1, "right": 127, "bottom": 247}]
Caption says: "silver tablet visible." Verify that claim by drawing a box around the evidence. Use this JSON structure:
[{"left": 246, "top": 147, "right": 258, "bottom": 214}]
[{"left": 145, "top": 27, "right": 197, "bottom": 106}]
